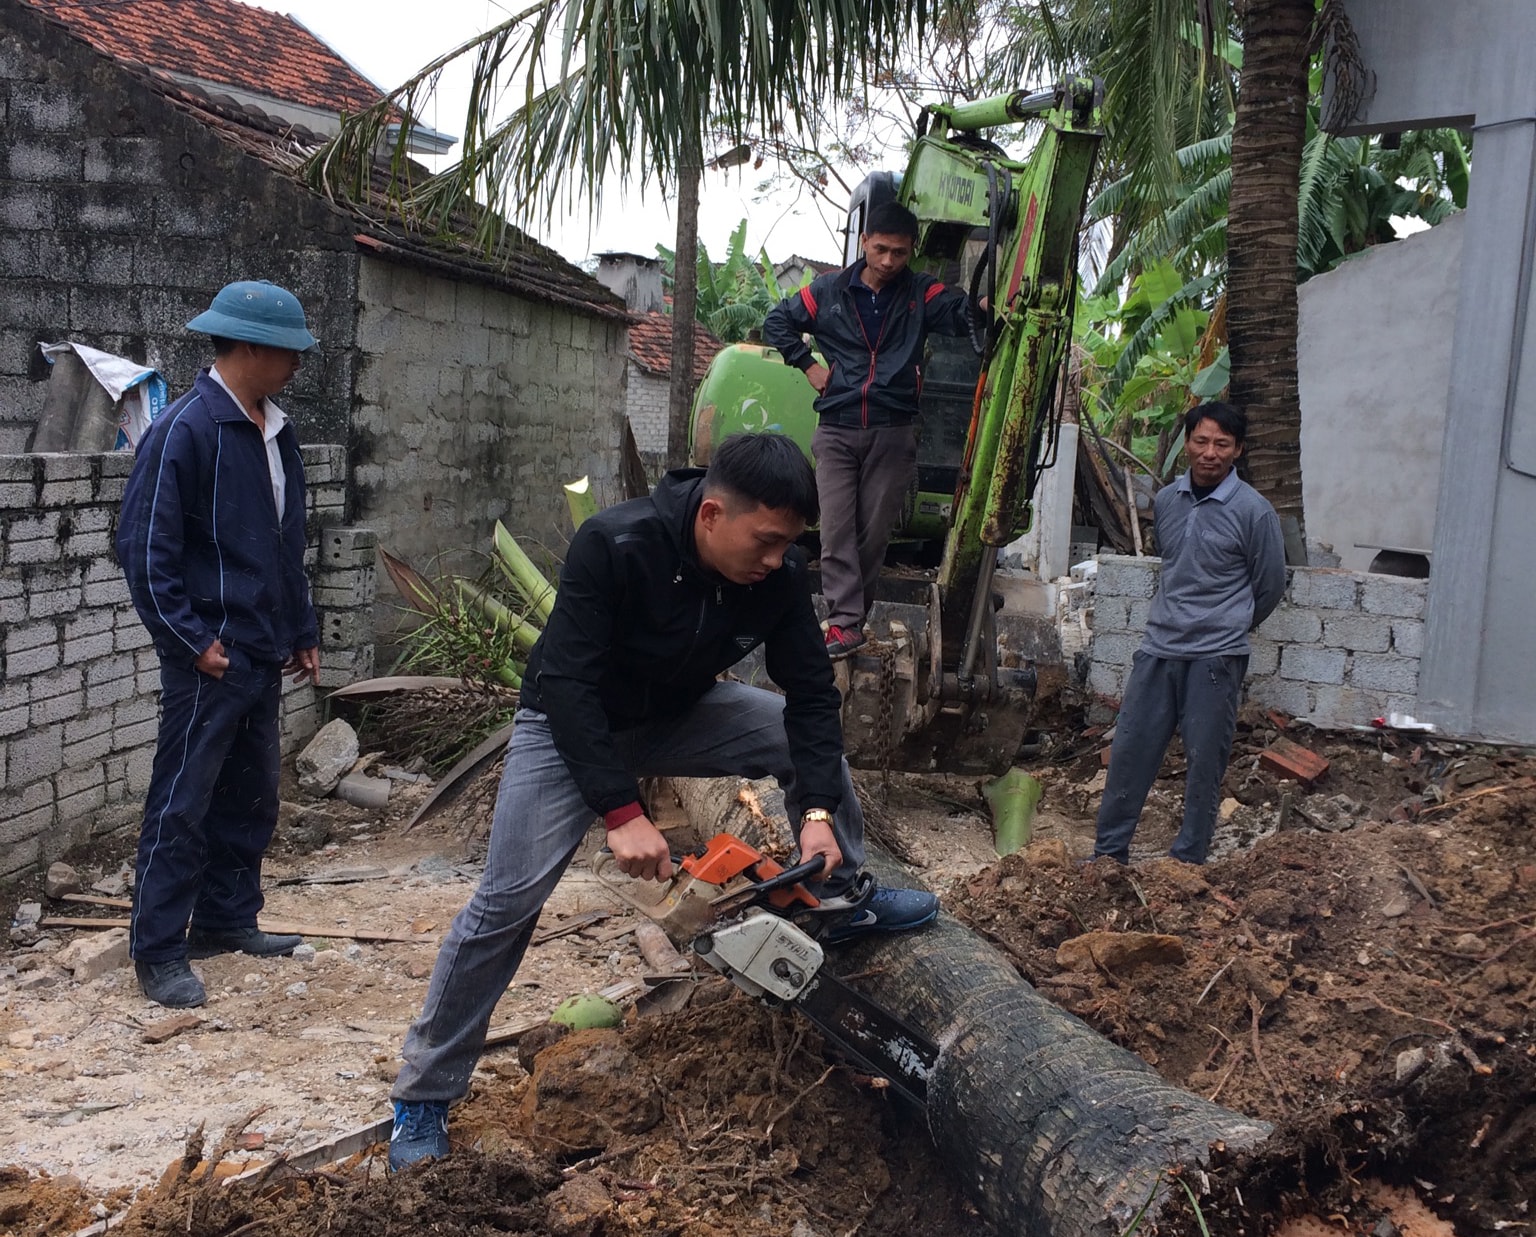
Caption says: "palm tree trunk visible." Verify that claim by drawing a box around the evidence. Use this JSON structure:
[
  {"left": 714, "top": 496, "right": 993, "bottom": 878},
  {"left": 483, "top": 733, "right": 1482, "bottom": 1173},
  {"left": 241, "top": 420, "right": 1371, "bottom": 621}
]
[
  {"left": 667, "top": 135, "right": 703, "bottom": 469},
  {"left": 667, "top": 776, "right": 1274, "bottom": 1236},
  {"left": 1227, "top": 0, "right": 1312, "bottom": 556}
]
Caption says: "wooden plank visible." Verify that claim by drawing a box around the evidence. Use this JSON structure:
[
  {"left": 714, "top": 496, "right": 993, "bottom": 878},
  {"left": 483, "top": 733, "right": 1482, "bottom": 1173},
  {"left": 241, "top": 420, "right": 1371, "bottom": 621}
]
[
  {"left": 530, "top": 910, "right": 610, "bottom": 946},
  {"left": 40, "top": 917, "right": 428, "bottom": 944},
  {"left": 61, "top": 893, "right": 131, "bottom": 909}
]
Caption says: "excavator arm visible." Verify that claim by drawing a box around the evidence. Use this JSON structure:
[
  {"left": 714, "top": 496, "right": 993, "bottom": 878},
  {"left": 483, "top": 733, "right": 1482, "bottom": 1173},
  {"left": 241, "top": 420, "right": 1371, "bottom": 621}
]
[{"left": 687, "top": 77, "right": 1103, "bottom": 774}]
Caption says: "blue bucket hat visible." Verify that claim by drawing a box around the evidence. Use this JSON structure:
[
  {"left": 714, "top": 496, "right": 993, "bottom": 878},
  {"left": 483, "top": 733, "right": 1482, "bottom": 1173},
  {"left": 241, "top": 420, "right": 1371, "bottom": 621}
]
[{"left": 186, "top": 280, "right": 319, "bottom": 351}]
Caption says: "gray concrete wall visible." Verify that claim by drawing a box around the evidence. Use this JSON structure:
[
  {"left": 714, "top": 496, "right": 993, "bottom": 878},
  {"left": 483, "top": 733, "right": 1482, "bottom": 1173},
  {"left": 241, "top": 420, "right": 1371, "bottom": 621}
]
[
  {"left": 1298, "top": 215, "right": 1462, "bottom": 571},
  {"left": 1335, "top": 0, "right": 1536, "bottom": 743},
  {"left": 0, "top": 0, "right": 359, "bottom": 449},
  {"left": 351, "top": 257, "right": 629, "bottom": 638},
  {"left": 1088, "top": 555, "right": 1424, "bottom": 728},
  {"left": 0, "top": 448, "right": 375, "bottom": 885}
]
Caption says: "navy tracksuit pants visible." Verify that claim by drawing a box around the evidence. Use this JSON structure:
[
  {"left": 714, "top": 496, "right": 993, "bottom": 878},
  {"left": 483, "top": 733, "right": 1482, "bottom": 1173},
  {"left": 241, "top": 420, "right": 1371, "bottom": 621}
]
[
  {"left": 130, "top": 648, "right": 283, "bottom": 963},
  {"left": 1093, "top": 650, "right": 1248, "bottom": 865}
]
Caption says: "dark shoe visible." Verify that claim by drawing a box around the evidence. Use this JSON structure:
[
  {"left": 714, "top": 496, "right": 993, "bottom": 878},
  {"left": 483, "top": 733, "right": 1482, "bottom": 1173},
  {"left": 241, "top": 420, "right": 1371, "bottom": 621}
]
[
  {"left": 818, "top": 884, "right": 939, "bottom": 945},
  {"left": 136, "top": 959, "right": 207, "bottom": 1008},
  {"left": 388, "top": 1100, "right": 450, "bottom": 1170},
  {"left": 185, "top": 926, "right": 303, "bottom": 959},
  {"left": 825, "top": 625, "right": 866, "bottom": 660}
]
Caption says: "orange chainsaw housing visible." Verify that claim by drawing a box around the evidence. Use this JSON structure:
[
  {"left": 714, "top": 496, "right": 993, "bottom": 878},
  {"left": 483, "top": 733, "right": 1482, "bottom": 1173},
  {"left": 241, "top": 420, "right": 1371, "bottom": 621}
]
[{"left": 681, "top": 833, "right": 820, "bottom": 910}]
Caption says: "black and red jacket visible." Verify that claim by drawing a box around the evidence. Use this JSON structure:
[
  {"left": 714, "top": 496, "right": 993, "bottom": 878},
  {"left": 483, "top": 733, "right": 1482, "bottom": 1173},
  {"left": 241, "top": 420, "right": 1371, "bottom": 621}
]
[{"left": 762, "top": 259, "right": 973, "bottom": 428}]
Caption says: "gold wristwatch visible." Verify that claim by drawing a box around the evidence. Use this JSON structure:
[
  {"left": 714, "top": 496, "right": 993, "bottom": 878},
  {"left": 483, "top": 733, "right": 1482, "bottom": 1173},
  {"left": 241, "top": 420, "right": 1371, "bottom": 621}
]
[{"left": 801, "top": 808, "right": 834, "bottom": 826}]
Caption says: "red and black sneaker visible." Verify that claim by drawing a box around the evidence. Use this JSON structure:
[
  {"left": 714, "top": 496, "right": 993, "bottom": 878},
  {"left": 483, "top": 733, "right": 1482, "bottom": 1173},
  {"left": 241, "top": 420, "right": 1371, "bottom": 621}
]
[{"left": 824, "top": 625, "right": 866, "bottom": 660}]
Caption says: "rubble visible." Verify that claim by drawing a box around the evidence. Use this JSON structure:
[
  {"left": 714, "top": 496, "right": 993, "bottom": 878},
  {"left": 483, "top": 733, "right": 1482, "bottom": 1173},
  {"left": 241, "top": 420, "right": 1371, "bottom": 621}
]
[
  {"left": 296, "top": 719, "right": 361, "bottom": 796},
  {"left": 44, "top": 863, "right": 83, "bottom": 899},
  {"left": 55, "top": 927, "right": 129, "bottom": 982}
]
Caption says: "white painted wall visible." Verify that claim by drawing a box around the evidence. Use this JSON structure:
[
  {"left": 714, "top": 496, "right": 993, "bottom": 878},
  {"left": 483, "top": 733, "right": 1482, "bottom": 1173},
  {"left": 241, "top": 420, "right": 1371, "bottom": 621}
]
[{"left": 1298, "top": 214, "right": 1463, "bottom": 571}]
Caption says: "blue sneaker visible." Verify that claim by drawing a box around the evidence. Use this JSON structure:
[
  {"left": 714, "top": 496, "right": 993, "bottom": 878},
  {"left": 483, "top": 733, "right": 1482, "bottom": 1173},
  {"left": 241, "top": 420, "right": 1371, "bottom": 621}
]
[
  {"left": 388, "top": 1100, "right": 449, "bottom": 1170},
  {"left": 818, "top": 885, "right": 939, "bottom": 945}
]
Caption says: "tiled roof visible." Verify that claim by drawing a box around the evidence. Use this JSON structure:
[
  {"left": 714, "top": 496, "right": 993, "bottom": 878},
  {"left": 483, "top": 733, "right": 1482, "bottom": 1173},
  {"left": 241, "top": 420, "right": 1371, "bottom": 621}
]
[
  {"left": 12, "top": 0, "right": 626, "bottom": 320},
  {"left": 24, "top": 0, "right": 386, "bottom": 115},
  {"left": 628, "top": 312, "right": 722, "bottom": 382}
]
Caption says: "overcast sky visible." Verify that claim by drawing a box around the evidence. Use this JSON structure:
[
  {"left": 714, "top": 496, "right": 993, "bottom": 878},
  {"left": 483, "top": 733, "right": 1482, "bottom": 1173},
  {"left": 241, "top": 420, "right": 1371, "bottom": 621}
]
[{"left": 275, "top": 0, "right": 850, "bottom": 267}]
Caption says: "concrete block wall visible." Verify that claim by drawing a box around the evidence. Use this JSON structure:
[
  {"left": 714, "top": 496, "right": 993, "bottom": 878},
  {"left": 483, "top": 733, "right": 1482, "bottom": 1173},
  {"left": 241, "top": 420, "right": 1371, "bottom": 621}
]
[
  {"left": 0, "top": 1, "right": 360, "bottom": 448},
  {"left": 624, "top": 360, "right": 669, "bottom": 464},
  {"left": 0, "top": 447, "right": 375, "bottom": 884},
  {"left": 351, "top": 256, "right": 629, "bottom": 640},
  {"left": 1089, "top": 555, "right": 1425, "bottom": 727}
]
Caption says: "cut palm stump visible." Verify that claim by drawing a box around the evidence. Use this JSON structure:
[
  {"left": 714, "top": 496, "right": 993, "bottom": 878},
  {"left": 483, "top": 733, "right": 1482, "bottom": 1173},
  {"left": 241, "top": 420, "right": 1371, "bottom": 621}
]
[{"left": 667, "top": 775, "right": 1273, "bottom": 1237}]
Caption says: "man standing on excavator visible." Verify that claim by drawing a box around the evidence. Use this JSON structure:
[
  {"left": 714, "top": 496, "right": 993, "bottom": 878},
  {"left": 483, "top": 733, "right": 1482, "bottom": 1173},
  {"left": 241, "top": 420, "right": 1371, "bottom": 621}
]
[
  {"left": 763, "top": 201, "right": 976, "bottom": 659},
  {"left": 1093, "top": 402, "right": 1287, "bottom": 865}
]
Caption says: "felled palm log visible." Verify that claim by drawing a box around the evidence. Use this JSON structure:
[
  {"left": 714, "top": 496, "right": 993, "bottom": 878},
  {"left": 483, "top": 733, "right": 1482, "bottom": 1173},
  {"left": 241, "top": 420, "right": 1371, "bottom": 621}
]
[{"left": 665, "top": 775, "right": 1272, "bottom": 1237}]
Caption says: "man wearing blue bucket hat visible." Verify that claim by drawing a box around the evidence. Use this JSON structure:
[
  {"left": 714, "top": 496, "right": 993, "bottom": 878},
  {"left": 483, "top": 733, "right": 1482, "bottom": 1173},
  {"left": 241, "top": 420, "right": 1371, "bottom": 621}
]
[{"left": 116, "top": 280, "right": 322, "bottom": 1008}]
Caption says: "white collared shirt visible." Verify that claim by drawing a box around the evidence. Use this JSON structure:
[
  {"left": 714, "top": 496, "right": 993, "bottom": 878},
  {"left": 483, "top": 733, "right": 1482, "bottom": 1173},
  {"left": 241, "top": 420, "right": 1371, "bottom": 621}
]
[{"left": 210, "top": 363, "right": 288, "bottom": 522}]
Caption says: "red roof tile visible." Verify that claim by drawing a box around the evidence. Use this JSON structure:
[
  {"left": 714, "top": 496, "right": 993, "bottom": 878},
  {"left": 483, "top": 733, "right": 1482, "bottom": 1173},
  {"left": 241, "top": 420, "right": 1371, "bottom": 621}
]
[
  {"left": 628, "top": 312, "right": 722, "bottom": 383},
  {"left": 25, "top": 0, "right": 386, "bottom": 115}
]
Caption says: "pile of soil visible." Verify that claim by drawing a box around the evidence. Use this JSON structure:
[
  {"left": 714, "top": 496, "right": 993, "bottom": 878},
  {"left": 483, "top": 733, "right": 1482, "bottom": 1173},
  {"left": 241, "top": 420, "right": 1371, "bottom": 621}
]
[
  {"left": 93, "top": 994, "right": 974, "bottom": 1237},
  {"left": 953, "top": 756, "right": 1535, "bottom": 1234}
]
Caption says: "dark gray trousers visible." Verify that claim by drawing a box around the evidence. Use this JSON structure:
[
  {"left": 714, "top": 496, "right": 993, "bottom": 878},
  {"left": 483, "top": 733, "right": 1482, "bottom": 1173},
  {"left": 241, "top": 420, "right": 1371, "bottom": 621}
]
[
  {"left": 392, "top": 681, "right": 866, "bottom": 1104},
  {"left": 811, "top": 421, "right": 917, "bottom": 630},
  {"left": 1093, "top": 651, "right": 1248, "bottom": 865}
]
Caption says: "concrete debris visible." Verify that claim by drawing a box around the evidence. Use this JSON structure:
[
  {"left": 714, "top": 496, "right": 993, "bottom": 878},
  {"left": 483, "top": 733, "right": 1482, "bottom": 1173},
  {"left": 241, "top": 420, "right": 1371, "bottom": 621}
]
[
  {"left": 296, "top": 719, "right": 360, "bottom": 796},
  {"left": 9, "top": 902, "right": 43, "bottom": 945},
  {"left": 90, "top": 872, "right": 129, "bottom": 897},
  {"left": 45, "top": 862, "right": 84, "bottom": 899},
  {"left": 56, "top": 927, "right": 130, "bottom": 982},
  {"left": 334, "top": 771, "right": 390, "bottom": 810},
  {"left": 291, "top": 944, "right": 318, "bottom": 963}
]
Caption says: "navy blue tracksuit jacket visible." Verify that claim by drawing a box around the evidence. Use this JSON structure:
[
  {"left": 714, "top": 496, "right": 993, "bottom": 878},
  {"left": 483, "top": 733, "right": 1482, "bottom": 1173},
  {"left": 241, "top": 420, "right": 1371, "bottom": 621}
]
[{"left": 116, "top": 369, "right": 317, "bottom": 961}]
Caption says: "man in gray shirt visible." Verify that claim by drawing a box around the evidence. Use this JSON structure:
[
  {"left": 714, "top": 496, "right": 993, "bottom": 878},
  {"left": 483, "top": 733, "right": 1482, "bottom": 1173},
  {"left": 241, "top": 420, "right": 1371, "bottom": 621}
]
[{"left": 1093, "top": 401, "right": 1287, "bottom": 864}]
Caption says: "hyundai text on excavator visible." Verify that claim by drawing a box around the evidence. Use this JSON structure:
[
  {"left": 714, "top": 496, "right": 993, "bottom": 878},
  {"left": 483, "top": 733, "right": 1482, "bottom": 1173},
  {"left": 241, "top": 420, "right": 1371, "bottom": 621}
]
[{"left": 690, "top": 78, "right": 1105, "bottom": 775}]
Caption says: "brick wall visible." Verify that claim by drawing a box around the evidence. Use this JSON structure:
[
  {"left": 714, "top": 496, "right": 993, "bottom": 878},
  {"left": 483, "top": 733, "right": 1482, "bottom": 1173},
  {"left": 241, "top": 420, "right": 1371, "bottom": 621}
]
[
  {"left": 0, "top": 1, "right": 359, "bottom": 449},
  {"left": 351, "top": 256, "right": 629, "bottom": 639},
  {"left": 1088, "top": 555, "right": 1425, "bottom": 727},
  {"left": 0, "top": 448, "right": 375, "bottom": 883},
  {"left": 624, "top": 360, "right": 669, "bottom": 467}
]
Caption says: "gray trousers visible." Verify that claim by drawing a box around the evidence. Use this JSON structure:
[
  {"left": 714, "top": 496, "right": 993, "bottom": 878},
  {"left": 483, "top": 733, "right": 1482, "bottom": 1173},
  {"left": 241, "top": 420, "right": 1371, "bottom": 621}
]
[
  {"left": 812, "top": 421, "right": 917, "bottom": 630},
  {"left": 1093, "top": 651, "right": 1248, "bottom": 865},
  {"left": 392, "top": 680, "right": 866, "bottom": 1103}
]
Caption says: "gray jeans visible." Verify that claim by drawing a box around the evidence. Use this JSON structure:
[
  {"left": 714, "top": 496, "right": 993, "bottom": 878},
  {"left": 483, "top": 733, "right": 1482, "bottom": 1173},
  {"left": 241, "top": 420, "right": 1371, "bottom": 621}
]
[
  {"left": 392, "top": 680, "right": 866, "bottom": 1103},
  {"left": 812, "top": 421, "right": 917, "bottom": 630},
  {"left": 1093, "top": 651, "right": 1248, "bottom": 865}
]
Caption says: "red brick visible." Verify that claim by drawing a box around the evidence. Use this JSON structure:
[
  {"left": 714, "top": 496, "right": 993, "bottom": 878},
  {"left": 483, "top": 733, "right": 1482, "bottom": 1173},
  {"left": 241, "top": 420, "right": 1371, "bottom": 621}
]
[{"left": 1259, "top": 737, "right": 1330, "bottom": 789}]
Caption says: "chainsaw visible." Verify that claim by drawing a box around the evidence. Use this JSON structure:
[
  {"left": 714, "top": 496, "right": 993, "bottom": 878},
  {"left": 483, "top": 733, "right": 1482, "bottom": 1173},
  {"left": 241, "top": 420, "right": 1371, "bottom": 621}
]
[{"left": 594, "top": 832, "right": 938, "bottom": 1106}]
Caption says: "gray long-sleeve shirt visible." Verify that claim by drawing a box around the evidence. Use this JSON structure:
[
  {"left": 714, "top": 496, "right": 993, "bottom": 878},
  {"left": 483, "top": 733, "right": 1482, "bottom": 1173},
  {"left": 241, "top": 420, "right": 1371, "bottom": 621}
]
[{"left": 1141, "top": 469, "right": 1287, "bottom": 659}]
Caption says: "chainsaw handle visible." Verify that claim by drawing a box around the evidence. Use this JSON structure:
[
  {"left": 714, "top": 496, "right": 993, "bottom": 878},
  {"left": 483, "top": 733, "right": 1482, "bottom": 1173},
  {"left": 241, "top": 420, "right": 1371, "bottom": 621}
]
[{"left": 739, "top": 856, "right": 827, "bottom": 900}]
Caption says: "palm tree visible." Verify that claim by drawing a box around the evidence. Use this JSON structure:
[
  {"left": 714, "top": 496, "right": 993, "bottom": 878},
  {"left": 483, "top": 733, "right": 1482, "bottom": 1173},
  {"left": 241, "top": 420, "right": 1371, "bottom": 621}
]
[
  {"left": 304, "top": 0, "right": 933, "bottom": 467},
  {"left": 312, "top": 0, "right": 1375, "bottom": 540}
]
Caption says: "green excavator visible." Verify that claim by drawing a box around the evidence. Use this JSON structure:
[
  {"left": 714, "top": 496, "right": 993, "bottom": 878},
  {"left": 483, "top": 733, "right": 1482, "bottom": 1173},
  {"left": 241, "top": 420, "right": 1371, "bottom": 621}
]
[{"left": 690, "top": 78, "right": 1105, "bottom": 774}]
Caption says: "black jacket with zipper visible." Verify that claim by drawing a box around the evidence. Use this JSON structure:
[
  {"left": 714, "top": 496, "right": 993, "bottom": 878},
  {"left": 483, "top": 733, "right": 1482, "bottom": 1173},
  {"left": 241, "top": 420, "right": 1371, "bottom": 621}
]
[
  {"left": 762, "top": 259, "right": 973, "bottom": 428},
  {"left": 520, "top": 470, "right": 845, "bottom": 818}
]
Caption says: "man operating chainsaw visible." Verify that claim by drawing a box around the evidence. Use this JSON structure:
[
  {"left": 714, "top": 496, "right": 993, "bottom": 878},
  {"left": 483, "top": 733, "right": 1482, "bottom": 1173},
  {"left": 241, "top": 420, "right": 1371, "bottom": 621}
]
[{"left": 388, "top": 431, "right": 939, "bottom": 1170}]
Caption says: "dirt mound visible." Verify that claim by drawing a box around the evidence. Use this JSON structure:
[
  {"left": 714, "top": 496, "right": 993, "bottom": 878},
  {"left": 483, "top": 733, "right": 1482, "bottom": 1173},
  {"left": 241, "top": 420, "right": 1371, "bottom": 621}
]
[
  {"left": 100, "top": 989, "right": 973, "bottom": 1237},
  {"left": 952, "top": 777, "right": 1536, "bottom": 1233}
]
